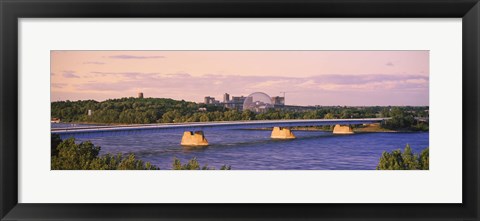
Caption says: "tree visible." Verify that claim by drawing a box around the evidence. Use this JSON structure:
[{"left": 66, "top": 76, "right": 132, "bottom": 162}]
[
  {"left": 51, "top": 134, "right": 62, "bottom": 157},
  {"left": 51, "top": 137, "right": 159, "bottom": 170},
  {"left": 162, "top": 110, "right": 181, "bottom": 123},
  {"left": 241, "top": 110, "right": 255, "bottom": 120},
  {"left": 303, "top": 110, "right": 321, "bottom": 119},
  {"left": 419, "top": 147, "right": 429, "bottom": 170},
  {"left": 340, "top": 109, "right": 352, "bottom": 119},
  {"left": 380, "top": 108, "right": 390, "bottom": 118},
  {"left": 172, "top": 157, "right": 231, "bottom": 170},
  {"left": 51, "top": 138, "right": 101, "bottom": 170},
  {"left": 382, "top": 107, "right": 416, "bottom": 130},
  {"left": 199, "top": 114, "right": 210, "bottom": 122},
  {"left": 376, "top": 150, "right": 405, "bottom": 170},
  {"left": 401, "top": 144, "right": 420, "bottom": 169},
  {"left": 377, "top": 145, "right": 429, "bottom": 170},
  {"left": 224, "top": 110, "right": 241, "bottom": 121},
  {"left": 324, "top": 113, "right": 335, "bottom": 119}
]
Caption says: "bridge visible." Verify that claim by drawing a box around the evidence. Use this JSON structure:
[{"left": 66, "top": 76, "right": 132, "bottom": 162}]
[{"left": 52, "top": 118, "right": 388, "bottom": 146}]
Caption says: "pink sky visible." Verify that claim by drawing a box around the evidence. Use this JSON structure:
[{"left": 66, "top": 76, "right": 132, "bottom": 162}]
[{"left": 51, "top": 51, "right": 429, "bottom": 106}]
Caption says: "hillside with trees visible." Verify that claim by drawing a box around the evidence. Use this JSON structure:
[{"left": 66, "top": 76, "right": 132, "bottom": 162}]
[{"left": 51, "top": 97, "right": 429, "bottom": 131}]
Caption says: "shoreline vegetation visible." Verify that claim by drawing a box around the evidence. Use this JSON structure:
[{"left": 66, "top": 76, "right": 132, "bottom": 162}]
[
  {"left": 51, "top": 97, "right": 429, "bottom": 132},
  {"left": 377, "top": 145, "right": 429, "bottom": 170},
  {"left": 51, "top": 134, "right": 231, "bottom": 170}
]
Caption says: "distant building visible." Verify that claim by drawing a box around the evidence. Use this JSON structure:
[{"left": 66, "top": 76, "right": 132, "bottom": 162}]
[
  {"left": 204, "top": 96, "right": 217, "bottom": 104},
  {"left": 271, "top": 96, "right": 285, "bottom": 106},
  {"left": 204, "top": 96, "right": 212, "bottom": 104},
  {"left": 138, "top": 92, "right": 144, "bottom": 99},
  {"left": 243, "top": 96, "right": 252, "bottom": 107},
  {"left": 231, "top": 96, "right": 247, "bottom": 104},
  {"left": 88, "top": 109, "right": 93, "bottom": 116},
  {"left": 203, "top": 93, "right": 282, "bottom": 111},
  {"left": 243, "top": 92, "right": 273, "bottom": 113},
  {"left": 223, "top": 93, "right": 230, "bottom": 103},
  {"left": 227, "top": 96, "right": 247, "bottom": 110}
]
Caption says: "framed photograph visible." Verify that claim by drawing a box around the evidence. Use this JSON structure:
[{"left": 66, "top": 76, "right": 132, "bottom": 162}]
[{"left": 1, "top": 0, "right": 479, "bottom": 220}]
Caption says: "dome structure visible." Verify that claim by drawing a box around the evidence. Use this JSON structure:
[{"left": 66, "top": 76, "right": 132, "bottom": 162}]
[{"left": 243, "top": 92, "right": 273, "bottom": 113}]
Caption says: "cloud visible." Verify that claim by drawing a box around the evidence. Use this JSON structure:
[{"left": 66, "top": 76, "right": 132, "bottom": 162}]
[
  {"left": 62, "top": 70, "right": 80, "bottom": 78},
  {"left": 90, "top": 71, "right": 160, "bottom": 80},
  {"left": 69, "top": 72, "right": 428, "bottom": 105},
  {"left": 166, "top": 72, "right": 191, "bottom": 78},
  {"left": 83, "top": 61, "right": 105, "bottom": 65},
  {"left": 386, "top": 62, "right": 394, "bottom": 67},
  {"left": 250, "top": 80, "right": 292, "bottom": 89},
  {"left": 108, "top": 55, "right": 166, "bottom": 59},
  {"left": 52, "top": 83, "right": 68, "bottom": 88},
  {"left": 295, "top": 80, "right": 316, "bottom": 88},
  {"left": 75, "top": 72, "right": 428, "bottom": 93},
  {"left": 308, "top": 74, "right": 428, "bottom": 92}
]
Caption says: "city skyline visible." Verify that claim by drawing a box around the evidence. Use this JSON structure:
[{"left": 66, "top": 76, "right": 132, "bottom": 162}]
[{"left": 51, "top": 51, "right": 429, "bottom": 106}]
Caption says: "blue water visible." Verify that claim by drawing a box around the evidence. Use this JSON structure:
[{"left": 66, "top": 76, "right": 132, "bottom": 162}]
[
  {"left": 51, "top": 123, "right": 105, "bottom": 128},
  {"left": 59, "top": 124, "right": 429, "bottom": 170}
]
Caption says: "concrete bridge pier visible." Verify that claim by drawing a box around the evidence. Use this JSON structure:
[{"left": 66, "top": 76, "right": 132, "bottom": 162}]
[
  {"left": 181, "top": 131, "right": 209, "bottom": 146},
  {"left": 333, "top": 124, "right": 354, "bottom": 134},
  {"left": 271, "top": 127, "right": 296, "bottom": 139}
]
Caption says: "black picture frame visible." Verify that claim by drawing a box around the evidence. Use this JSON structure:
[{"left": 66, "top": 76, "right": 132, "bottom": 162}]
[{"left": 1, "top": 0, "right": 479, "bottom": 220}]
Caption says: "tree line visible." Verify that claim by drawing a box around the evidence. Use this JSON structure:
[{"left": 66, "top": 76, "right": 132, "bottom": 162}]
[{"left": 51, "top": 97, "right": 429, "bottom": 131}]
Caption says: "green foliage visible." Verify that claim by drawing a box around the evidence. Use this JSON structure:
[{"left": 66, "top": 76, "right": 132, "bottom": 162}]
[
  {"left": 51, "top": 98, "right": 198, "bottom": 124},
  {"left": 172, "top": 157, "right": 231, "bottom": 170},
  {"left": 323, "top": 113, "right": 335, "bottom": 119},
  {"left": 303, "top": 110, "right": 321, "bottom": 119},
  {"left": 88, "top": 153, "right": 159, "bottom": 170},
  {"left": 51, "top": 137, "right": 159, "bottom": 170},
  {"left": 51, "top": 138, "right": 100, "bottom": 170},
  {"left": 162, "top": 110, "right": 182, "bottom": 123},
  {"left": 376, "top": 145, "right": 429, "bottom": 170},
  {"left": 412, "top": 122, "right": 429, "bottom": 131},
  {"left": 51, "top": 98, "right": 428, "bottom": 132},
  {"left": 401, "top": 144, "right": 420, "bottom": 169},
  {"left": 419, "top": 147, "right": 429, "bottom": 170},
  {"left": 51, "top": 135, "right": 231, "bottom": 170},
  {"left": 220, "top": 165, "right": 232, "bottom": 170},
  {"left": 223, "top": 110, "right": 242, "bottom": 121},
  {"left": 241, "top": 110, "right": 255, "bottom": 120},
  {"left": 381, "top": 107, "right": 429, "bottom": 131},
  {"left": 51, "top": 134, "right": 62, "bottom": 157}
]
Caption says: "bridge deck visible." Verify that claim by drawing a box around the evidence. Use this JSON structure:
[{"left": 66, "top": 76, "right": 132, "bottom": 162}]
[{"left": 52, "top": 118, "right": 387, "bottom": 139}]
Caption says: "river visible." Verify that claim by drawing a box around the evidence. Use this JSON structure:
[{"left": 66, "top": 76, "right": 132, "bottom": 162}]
[{"left": 52, "top": 123, "right": 429, "bottom": 170}]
